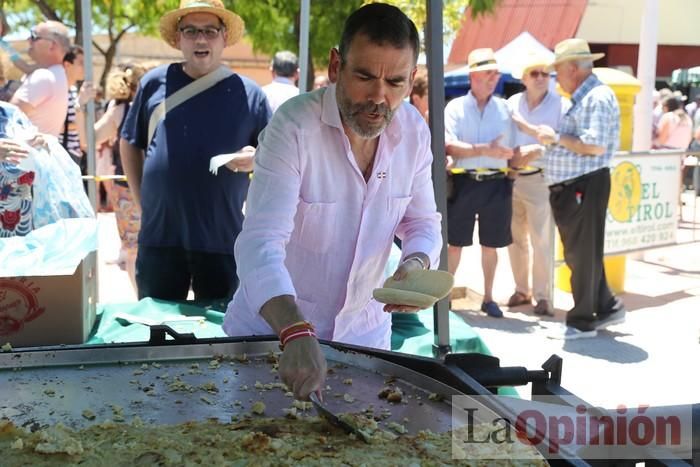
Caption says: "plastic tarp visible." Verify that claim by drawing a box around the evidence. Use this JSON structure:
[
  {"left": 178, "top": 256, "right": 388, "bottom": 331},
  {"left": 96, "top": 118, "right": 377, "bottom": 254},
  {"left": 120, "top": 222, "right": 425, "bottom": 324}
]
[
  {"left": 0, "top": 217, "right": 98, "bottom": 277},
  {"left": 0, "top": 102, "right": 94, "bottom": 231}
]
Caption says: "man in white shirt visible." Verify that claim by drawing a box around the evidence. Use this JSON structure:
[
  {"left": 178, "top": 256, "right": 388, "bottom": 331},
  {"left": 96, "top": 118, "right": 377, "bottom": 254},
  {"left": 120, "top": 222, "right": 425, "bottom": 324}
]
[
  {"left": 224, "top": 3, "right": 442, "bottom": 400},
  {"left": 506, "top": 52, "right": 569, "bottom": 317},
  {"left": 261, "top": 50, "right": 299, "bottom": 113},
  {"left": 444, "top": 48, "right": 515, "bottom": 319},
  {"left": 11, "top": 21, "right": 70, "bottom": 136}
]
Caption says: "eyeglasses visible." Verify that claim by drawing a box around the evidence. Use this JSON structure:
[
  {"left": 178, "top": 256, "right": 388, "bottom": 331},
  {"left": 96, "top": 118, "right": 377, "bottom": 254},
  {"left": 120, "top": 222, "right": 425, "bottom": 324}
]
[
  {"left": 528, "top": 70, "right": 549, "bottom": 79},
  {"left": 29, "top": 29, "right": 54, "bottom": 43},
  {"left": 178, "top": 26, "right": 223, "bottom": 40}
]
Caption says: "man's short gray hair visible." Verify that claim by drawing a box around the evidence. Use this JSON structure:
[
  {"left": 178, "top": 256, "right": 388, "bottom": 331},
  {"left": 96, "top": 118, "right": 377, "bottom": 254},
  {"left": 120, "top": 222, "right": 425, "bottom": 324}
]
[
  {"left": 271, "top": 51, "right": 298, "bottom": 78},
  {"left": 574, "top": 59, "right": 594, "bottom": 71}
]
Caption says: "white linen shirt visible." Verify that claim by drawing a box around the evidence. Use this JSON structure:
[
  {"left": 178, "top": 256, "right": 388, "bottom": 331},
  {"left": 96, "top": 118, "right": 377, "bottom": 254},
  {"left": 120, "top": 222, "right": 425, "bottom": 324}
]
[
  {"left": 262, "top": 77, "right": 299, "bottom": 113},
  {"left": 223, "top": 84, "right": 442, "bottom": 350},
  {"left": 444, "top": 92, "right": 515, "bottom": 170},
  {"left": 507, "top": 91, "right": 570, "bottom": 169}
]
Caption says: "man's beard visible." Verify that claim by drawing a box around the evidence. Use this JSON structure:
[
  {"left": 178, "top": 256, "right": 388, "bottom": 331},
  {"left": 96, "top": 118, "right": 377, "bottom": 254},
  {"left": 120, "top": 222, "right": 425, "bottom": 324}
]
[{"left": 336, "top": 79, "right": 395, "bottom": 139}]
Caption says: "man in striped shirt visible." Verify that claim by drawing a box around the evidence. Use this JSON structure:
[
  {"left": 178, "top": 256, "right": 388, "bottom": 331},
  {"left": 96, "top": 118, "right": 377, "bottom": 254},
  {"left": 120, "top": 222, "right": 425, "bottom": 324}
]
[{"left": 536, "top": 39, "right": 626, "bottom": 340}]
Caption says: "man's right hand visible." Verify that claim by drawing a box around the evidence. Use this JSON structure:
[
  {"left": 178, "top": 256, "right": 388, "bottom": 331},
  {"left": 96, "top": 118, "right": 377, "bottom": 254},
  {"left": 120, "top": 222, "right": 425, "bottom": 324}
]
[
  {"left": 260, "top": 295, "right": 327, "bottom": 400},
  {"left": 279, "top": 336, "right": 327, "bottom": 400},
  {"left": 485, "top": 135, "right": 513, "bottom": 159}
]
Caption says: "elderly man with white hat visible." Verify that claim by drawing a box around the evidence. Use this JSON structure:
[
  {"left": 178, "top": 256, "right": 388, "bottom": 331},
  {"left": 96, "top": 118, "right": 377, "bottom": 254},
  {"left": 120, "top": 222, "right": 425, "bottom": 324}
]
[
  {"left": 120, "top": 0, "right": 271, "bottom": 303},
  {"left": 505, "top": 51, "right": 570, "bottom": 317},
  {"left": 536, "top": 38, "right": 626, "bottom": 339},
  {"left": 445, "top": 47, "right": 515, "bottom": 319}
]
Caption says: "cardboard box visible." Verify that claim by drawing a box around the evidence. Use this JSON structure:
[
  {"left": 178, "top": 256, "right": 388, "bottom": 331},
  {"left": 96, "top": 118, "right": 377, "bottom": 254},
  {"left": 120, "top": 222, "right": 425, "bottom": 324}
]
[{"left": 0, "top": 251, "right": 97, "bottom": 348}]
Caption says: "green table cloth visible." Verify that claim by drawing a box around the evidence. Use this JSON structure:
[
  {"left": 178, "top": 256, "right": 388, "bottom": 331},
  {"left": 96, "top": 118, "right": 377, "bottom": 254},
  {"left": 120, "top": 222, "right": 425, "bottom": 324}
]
[{"left": 88, "top": 298, "right": 228, "bottom": 344}]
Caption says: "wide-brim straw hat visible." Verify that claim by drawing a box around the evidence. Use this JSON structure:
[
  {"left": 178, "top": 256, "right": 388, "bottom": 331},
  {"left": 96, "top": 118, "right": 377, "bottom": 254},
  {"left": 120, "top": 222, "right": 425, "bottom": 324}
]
[
  {"left": 546, "top": 38, "right": 604, "bottom": 72},
  {"left": 467, "top": 48, "right": 499, "bottom": 73},
  {"left": 512, "top": 51, "right": 553, "bottom": 80},
  {"left": 160, "top": 0, "right": 244, "bottom": 49}
]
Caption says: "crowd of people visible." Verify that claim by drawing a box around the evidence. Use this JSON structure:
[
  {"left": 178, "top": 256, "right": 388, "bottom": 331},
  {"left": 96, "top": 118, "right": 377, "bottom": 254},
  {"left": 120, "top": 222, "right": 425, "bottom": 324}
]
[{"left": 1, "top": 0, "right": 698, "bottom": 399}]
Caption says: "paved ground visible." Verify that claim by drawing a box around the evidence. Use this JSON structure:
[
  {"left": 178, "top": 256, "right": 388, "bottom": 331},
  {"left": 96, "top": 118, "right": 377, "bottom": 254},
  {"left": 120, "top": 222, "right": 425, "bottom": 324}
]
[
  {"left": 450, "top": 193, "right": 700, "bottom": 409},
  {"left": 96, "top": 193, "right": 700, "bottom": 410}
]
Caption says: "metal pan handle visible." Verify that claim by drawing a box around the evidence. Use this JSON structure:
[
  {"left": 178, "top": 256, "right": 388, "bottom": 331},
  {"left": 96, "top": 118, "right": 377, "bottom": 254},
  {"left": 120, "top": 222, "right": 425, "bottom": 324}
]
[{"left": 148, "top": 325, "right": 197, "bottom": 345}]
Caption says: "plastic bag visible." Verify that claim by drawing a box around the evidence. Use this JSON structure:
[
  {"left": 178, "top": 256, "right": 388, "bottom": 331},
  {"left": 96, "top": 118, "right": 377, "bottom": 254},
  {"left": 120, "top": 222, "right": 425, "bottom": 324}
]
[
  {"left": 0, "top": 102, "right": 94, "bottom": 229},
  {"left": 29, "top": 135, "right": 94, "bottom": 227}
]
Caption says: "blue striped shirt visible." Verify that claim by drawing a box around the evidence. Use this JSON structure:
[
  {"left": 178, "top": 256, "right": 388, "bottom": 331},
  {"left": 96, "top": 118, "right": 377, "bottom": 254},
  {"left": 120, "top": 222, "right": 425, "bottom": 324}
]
[{"left": 545, "top": 74, "right": 620, "bottom": 184}]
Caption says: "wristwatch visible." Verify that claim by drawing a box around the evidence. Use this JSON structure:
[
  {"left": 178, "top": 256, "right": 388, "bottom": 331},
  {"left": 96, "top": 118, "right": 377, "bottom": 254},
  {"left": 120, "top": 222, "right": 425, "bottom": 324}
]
[{"left": 402, "top": 256, "right": 427, "bottom": 270}]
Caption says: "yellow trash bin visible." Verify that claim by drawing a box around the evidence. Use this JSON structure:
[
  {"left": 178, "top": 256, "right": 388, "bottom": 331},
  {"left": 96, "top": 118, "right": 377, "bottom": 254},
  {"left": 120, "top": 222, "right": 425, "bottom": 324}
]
[
  {"left": 555, "top": 68, "right": 641, "bottom": 295},
  {"left": 555, "top": 238, "right": 627, "bottom": 294}
]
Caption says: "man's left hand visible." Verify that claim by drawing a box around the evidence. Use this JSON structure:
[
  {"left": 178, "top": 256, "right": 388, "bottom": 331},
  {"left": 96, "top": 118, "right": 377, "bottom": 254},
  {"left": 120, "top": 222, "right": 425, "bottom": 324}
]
[
  {"left": 224, "top": 145, "right": 255, "bottom": 173},
  {"left": 536, "top": 125, "right": 557, "bottom": 145},
  {"left": 383, "top": 255, "right": 428, "bottom": 313}
]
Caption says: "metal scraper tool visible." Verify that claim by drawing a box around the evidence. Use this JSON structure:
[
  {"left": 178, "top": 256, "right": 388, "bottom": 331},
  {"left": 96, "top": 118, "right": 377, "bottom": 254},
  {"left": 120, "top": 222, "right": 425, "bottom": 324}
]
[{"left": 309, "top": 392, "right": 370, "bottom": 443}]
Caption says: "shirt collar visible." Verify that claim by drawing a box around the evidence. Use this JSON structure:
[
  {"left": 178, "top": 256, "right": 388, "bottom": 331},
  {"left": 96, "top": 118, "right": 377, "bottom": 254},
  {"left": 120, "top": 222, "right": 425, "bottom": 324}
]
[
  {"left": 571, "top": 73, "right": 601, "bottom": 105},
  {"left": 522, "top": 90, "right": 552, "bottom": 113},
  {"left": 466, "top": 91, "right": 494, "bottom": 110},
  {"left": 320, "top": 82, "right": 403, "bottom": 147},
  {"left": 321, "top": 83, "right": 344, "bottom": 130},
  {"left": 272, "top": 76, "right": 295, "bottom": 85}
]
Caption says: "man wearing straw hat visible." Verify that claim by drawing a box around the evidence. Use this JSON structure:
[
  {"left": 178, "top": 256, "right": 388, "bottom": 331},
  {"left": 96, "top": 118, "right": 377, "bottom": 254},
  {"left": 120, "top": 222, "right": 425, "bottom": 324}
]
[
  {"left": 505, "top": 51, "right": 570, "bottom": 317},
  {"left": 444, "top": 47, "right": 515, "bottom": 319},
  {"left": 536, "top": 38, "right": 626, "bottom": 339},
  {"left": 120, "top": 0, "right": 271, "bottom": 303}
]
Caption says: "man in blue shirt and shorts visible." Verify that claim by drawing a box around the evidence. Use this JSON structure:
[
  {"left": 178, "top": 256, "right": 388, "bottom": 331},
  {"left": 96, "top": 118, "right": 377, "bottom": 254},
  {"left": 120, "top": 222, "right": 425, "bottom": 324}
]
[
  {"left": 445, "top": 48, "right": 515, "bottom": 318},
  {"left": 120, "top": 0, "right": 271, "bottom": 302}
]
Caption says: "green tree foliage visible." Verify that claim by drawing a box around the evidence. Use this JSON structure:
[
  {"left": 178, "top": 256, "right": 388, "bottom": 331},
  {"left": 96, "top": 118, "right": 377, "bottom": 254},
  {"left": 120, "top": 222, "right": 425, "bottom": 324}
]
[
  {"left": 2, "top": 0, "right": 169, "bottom": 88},
  {"left": 228, "top": 0, "right": 362, "bottom": 78},
  {"left": 363, "top": 0, "right": 467, "bottom": 40},
  {"left": 230, "top": 0, "right": 500, "bottom": 69},
  {"left": 2, "top": 0, "right": 501, "bottom": 86}
]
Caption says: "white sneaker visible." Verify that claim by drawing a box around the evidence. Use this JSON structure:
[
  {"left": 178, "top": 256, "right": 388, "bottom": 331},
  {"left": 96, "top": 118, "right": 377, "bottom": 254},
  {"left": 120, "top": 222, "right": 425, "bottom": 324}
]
[
  {"left": 547, "top": 324, "right": 597, "bottom": 340},
  {"left": 595, "top": 309, "right": 626, "bottom": 330}
]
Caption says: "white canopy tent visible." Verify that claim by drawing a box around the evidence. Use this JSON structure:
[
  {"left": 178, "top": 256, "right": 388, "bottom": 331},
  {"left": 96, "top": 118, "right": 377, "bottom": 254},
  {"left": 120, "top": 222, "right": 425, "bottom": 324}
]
[{"left": 445, "top": 31, "right": 554, "bottom": 79}]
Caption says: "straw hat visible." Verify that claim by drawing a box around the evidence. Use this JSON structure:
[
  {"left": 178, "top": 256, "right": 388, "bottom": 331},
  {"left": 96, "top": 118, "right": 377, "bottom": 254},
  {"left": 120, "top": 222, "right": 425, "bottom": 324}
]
[
  {"left": 546, "top": 38, "right": 604, "bottom": 71},
  {"left": 467, "top": 48, "right": 499, "bottom": 73},
  {"left": 512, "top": 50, "right": 553, "bottom": 80},
  {"left": 159, "top": 0, "right": 244, "bottom": 49}
]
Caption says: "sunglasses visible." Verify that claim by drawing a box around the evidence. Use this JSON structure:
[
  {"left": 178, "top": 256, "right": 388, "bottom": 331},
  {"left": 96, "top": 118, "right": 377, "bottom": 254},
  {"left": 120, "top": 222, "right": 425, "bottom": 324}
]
[
  {"left": 528, "top": 70, "right": 550, "bottom": 79},
  {"left": 29, "top": 28, "right": 54, "bottom": 43},
  {"left": 178, "top": 26, "right": 223, "bottom": 41}
]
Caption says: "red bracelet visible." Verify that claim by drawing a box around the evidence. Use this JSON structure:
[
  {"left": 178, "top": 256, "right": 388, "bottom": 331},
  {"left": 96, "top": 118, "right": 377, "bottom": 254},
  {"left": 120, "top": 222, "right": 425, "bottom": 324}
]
[
  {"left": 279, "top": 329, "right": 317, "bottom": 350},
  {"left": 279, "top": 320, "right": 314, "bottom": 341}
]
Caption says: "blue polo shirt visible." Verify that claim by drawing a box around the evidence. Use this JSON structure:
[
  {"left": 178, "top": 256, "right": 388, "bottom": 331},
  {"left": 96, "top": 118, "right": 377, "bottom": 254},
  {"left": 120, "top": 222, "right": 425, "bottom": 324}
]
[{"left": 121, "top": 63, "right": 271, "bottom": 255}]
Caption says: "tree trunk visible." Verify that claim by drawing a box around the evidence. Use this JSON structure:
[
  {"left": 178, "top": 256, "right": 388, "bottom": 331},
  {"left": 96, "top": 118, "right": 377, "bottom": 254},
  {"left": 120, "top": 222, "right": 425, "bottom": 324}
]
[
  {"left": 73, "top": 0, "right": 83, "bottom": 46},
  {"left": 100, "top": 43, "right": 117, "bottom": 91},
  {"left": 31, "top": 0, "right": 60, "bottom": 22}
]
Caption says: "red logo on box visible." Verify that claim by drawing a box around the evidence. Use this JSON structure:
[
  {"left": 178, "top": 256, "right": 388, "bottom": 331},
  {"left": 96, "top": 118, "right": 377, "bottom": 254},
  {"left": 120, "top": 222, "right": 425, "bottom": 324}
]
[{"left": 0, "top": 279, "right": 45, "bottom": 335}]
